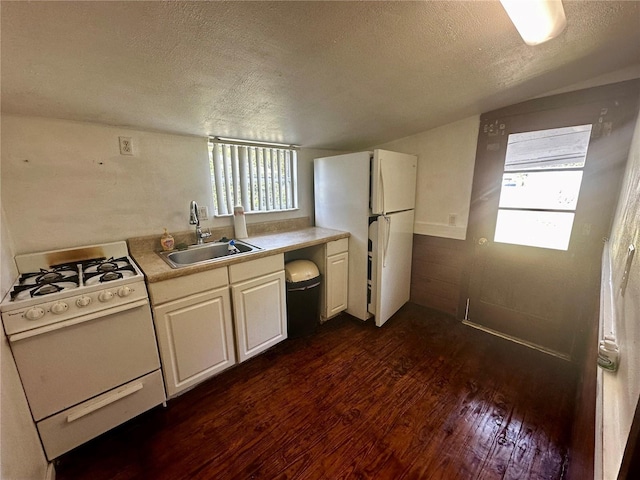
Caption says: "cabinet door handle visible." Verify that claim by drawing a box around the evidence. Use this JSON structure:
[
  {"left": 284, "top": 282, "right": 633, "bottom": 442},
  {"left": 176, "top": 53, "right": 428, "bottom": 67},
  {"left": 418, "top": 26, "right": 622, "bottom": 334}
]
[{"left": 66, "top": 382, "right": 144, "bottom": 423}]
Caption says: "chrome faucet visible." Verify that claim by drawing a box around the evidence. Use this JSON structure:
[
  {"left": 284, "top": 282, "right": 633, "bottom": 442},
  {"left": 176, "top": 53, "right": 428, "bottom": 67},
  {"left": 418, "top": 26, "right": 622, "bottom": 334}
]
[{"left": 189, "top": 200, "right": 211, "bottom": 245}]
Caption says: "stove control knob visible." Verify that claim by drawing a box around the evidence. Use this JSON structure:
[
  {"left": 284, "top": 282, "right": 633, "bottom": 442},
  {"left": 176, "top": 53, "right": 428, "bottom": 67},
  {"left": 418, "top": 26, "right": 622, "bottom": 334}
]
[
  {"left": 117, "top": 286, "right": 133, "bottom": 298},
  {"left": 98, "top": 291, "right": 114, "bottom": 303},
  {"left": 76, "top": 296, "right": 92, "bottom": 307},
  {"left": 25, "top": 307, "right": 45, "bottom": 320},
  {"left": 50, "top": 302, "right": 69, "bottom": 315}
]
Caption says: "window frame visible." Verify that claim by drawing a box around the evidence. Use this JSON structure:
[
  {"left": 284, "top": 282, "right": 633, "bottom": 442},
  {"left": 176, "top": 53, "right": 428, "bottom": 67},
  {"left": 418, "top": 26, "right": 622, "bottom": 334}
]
[
  {"left": 493, "top": 124, "right": 593, "bottom": 251},
  {"left": 208, "top": 139, "right": 298, "bottom": 217}
]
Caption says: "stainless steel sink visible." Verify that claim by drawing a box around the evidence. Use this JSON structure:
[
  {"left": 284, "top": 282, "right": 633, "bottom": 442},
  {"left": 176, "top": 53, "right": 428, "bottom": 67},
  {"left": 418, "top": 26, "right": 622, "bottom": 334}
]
[{"left": 158, "top": 240, "right": 261, "bottom": 268}]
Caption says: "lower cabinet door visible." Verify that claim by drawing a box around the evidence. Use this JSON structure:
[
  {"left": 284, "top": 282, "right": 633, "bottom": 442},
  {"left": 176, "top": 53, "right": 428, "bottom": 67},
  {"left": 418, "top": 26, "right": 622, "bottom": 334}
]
[
  {"left": 153, "top": 287, "right": 236, "bottom": 397},
  {"left": 325, "top": 251, "right": 349, "bottom": 319},
  {"left": 232, "top": 270, "right": 287, "bottom": 363}
]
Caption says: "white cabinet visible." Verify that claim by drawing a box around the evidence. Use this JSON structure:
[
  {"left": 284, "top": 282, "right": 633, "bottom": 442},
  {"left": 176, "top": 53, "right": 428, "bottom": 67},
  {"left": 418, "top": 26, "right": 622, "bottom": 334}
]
[
  {"left": 149, "top": 268, "right": 235, "bottom": 397},
  {"left": 230, "top": 254, "right": 287, "bottom": 363},
  {"left": 146, "top": 241, "right": 344, "bottom": 396},
  {"left": 288, "top": 238, "right": 349, "bottom": 323},
  {"left": 323, "top": 238, "right": 349, "bottom": 321}
]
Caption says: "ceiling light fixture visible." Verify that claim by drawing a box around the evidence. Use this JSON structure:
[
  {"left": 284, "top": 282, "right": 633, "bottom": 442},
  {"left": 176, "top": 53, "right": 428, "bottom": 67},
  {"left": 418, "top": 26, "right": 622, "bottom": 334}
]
[{"left": 500, "top": 0, "right": 567, "bottom": 46}]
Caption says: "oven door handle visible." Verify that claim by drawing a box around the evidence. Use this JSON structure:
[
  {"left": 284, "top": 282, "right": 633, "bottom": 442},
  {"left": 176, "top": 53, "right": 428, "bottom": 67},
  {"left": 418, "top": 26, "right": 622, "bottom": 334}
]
[
  {"left": 8, "top": 299, "right": 149, "bottom": 343},
  {"left": 66, "top": 381, "right": 144, "bottom": 423}
]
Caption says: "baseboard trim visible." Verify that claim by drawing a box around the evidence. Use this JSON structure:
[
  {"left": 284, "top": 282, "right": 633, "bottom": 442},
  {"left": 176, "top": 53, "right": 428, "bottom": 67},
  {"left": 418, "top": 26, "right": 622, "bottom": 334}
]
[
  {"left": 462, "top": 319, "right": 571, "bottom": 361},
  {"left": 46, "top": 462, "right": 56, "bottom": 480}
]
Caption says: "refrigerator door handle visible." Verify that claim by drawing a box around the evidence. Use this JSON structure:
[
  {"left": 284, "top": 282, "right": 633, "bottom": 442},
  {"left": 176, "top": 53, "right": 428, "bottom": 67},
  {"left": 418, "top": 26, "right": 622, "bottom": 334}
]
[
  {"left": 379, "top": 168, "right": 385, "bottom": 215},
  {"left": 371, "top": 151, "right": 385, "bottom": 215},
  {"left": 383, "top": 215, "right": 391, "bottom": 267}
]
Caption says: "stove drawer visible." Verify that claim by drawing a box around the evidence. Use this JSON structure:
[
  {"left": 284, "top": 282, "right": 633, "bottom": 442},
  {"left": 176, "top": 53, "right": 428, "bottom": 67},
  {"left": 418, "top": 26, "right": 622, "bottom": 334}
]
[{"left": 37, "top": 370, "right": 165, "bottom": 460}]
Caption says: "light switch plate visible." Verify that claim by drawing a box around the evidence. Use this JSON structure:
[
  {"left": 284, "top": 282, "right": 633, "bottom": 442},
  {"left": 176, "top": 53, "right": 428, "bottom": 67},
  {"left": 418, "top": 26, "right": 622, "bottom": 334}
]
[{"left": 198, "top": 206, "right": 209, "bottom": 221}]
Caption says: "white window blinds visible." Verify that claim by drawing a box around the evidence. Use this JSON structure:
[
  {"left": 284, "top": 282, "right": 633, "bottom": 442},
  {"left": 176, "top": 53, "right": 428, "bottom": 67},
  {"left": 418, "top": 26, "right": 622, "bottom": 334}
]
[{"left": 208, "top": 141, "right": 298, "bottom": 216}]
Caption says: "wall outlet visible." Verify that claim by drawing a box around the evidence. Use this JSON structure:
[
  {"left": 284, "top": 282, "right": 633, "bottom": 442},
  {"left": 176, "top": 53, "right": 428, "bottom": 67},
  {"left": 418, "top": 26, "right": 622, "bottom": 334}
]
[
  {"left": 198, "top": 206, "right": 209, "bottom": 221},
  {"left": 119, "top": 136, "right": 133, "bottom": 155},
  {"left": 448, "top": 214, "right": 457, "bottom": 227}
]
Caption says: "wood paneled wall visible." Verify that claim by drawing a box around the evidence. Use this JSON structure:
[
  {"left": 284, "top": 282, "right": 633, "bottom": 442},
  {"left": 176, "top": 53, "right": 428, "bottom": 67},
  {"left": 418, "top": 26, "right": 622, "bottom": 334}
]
[
  {"left": 410, "top": 235, "right": 600, "bottom": 479},
  {"left": 410, "top": 234, "right": 466, "bottom": 317}
]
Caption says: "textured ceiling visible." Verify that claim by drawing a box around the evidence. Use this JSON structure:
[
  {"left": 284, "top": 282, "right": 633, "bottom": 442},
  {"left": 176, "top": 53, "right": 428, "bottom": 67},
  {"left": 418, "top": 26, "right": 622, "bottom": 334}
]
[{"left": 2, "top": 1, "right": 639, "bottom": 150}]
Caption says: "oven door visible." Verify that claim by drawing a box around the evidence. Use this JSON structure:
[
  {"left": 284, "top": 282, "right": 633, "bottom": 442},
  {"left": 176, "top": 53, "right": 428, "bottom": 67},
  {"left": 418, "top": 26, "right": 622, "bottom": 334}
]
[{"left": 9, "top": 299, "right": 161, "bottom": 421}]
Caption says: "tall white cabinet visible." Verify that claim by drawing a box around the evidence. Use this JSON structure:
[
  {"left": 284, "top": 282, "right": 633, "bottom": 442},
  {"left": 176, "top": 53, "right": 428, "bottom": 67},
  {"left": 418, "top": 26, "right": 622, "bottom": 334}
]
[{"left": 323, "top": 238, "right": 349, "bottom": 321}]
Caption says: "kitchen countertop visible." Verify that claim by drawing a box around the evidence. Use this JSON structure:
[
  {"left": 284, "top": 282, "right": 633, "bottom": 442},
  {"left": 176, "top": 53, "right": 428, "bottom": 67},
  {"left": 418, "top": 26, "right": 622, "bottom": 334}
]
[{"left": 130, "top": 227, "right": 349, "bottom": 283}]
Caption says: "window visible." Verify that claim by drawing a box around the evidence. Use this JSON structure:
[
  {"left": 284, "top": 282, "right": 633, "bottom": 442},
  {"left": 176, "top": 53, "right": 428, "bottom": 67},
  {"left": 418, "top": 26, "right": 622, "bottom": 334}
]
[
  {"left": 493, "top": 124, "right": 592, "bottom": 250},
  {"left": 208, "top": 139, "right": 298, "bottom": 216}
]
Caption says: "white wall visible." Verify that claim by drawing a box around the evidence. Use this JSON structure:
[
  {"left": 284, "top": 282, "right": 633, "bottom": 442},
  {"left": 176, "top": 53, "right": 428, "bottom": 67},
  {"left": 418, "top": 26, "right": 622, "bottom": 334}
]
[
  {"left": 1, "top": 115, "right": 337, "bottom": 254},
  {"left": 0, "top": 207, "right": 49, "bottom": 479},
  {"left": 600, "top": 107, "right": 640, "bottom": 480},
  {"left": 374, "top": 115, "right": 480, "bottom": 240},
  {"left": 0, "top": 114, "right": 340, "bottom": 477},
  {"left": 373, "top": 68, "right": 640, "bottom": 242}
]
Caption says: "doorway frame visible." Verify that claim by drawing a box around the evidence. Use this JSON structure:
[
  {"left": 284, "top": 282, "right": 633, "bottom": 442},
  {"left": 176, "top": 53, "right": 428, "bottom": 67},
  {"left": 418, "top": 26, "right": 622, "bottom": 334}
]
[{"left": 458, "top": 79, "right": 640, "bottom": 361}]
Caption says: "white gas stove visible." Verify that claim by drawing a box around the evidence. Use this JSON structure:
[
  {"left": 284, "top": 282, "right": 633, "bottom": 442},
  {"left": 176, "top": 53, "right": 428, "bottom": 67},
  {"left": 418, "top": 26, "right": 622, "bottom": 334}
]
[
  {"left": 1, "top": 241, "right": 147, "bottom": 335},
  {"left": 1, "top": 241, "right": 165, "bottom": 460}
]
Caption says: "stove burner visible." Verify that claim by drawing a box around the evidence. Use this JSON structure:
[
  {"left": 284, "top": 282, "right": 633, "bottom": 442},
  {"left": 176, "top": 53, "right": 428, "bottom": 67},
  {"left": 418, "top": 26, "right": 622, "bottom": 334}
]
[
  {"left": 82, "top": 257, "right": 122, "bottom": 270},
  {"left": 12, "top": 263, "right": 81, "bottom": 300},
  {"left": 19, "top": 265, "right": 79, "bottom": 285},
  {"left": 102, "top": 271, "right": 122, "bottom": 281},
  {"left": 81, "top": 257, "right": 136, "bottom": 285},
  {"left": 84, "top": 265, "right": 136, "bottom": 284},
  {"left": 98, "top": 262, "right": 118, "bottom": 273},
  {"left": 38, "top": 271, "right": 66, "bottom": 283},
  {"left": 34, "top": 283, "right": 63, "bottom": 297},
  {"left": 9, "top": 276, "right": 80, "bottom": 300},
  {"left": 82, "top": 257, "right": 130, "bottom": 273}
]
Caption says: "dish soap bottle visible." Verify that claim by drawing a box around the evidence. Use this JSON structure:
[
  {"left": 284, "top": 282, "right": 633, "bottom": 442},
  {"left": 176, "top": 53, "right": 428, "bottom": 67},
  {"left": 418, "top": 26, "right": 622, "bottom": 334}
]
[
  {"left": 228, "top": 240, "right": 240, "bottom": 254},
  {"left": 160, "top": 228, "right": 175, "bottom": 251}
]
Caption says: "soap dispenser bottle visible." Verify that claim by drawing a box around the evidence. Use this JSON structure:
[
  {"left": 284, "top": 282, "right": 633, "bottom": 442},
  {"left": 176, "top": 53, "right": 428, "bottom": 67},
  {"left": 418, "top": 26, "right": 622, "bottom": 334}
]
[{"left": 160, "top": 228, "right": 175, "bottom": 251}]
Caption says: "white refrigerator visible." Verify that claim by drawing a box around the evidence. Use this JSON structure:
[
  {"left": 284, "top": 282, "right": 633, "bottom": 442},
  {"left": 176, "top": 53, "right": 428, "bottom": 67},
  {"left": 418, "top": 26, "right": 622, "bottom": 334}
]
[{"left": 314, "top": 149, "right": 417, "bottom": 327}]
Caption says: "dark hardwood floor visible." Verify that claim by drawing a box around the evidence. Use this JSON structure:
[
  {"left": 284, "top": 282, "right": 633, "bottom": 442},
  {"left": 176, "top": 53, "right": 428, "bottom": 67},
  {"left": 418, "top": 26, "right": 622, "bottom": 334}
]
[{"left": 56, "top": 303, "right": 577, "bottom": 480}]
